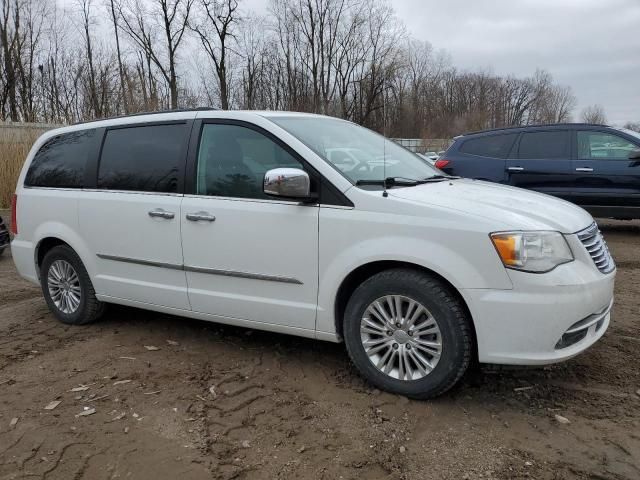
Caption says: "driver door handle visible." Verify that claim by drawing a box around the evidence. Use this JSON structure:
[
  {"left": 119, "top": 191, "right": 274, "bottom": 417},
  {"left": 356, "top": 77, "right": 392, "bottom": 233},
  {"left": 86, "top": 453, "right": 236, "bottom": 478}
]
[
  {"left": 507, "top": 166, "right": 524, "bottom": 172},
  {"left": 186, "top": 211, "right": 216, "bottom": 222},
  {"left": 575, "top": 167, "right": 594, "bottom": 172}
]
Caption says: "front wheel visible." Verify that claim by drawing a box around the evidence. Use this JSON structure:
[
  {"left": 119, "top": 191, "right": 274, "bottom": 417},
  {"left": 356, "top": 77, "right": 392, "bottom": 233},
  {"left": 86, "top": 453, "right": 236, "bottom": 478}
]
[{"left": 343, "top": 269, "right": 472, "bottom": 399}]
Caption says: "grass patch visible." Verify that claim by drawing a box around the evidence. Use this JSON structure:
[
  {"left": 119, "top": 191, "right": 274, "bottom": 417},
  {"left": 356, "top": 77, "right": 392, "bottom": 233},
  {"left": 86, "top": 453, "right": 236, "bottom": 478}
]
[{"left": 0, "top": 126, "right": 50, "bottom": 208}]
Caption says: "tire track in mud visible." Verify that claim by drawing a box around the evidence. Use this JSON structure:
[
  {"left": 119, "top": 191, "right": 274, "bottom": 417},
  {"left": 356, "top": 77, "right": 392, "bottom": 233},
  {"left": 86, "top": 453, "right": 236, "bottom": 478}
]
[{"left": 0, "top": 299, "right": 94, "bottom": 371}]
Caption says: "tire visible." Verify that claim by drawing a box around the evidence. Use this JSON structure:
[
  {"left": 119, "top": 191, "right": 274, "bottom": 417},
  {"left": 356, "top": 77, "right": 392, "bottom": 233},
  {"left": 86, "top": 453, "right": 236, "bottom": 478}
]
[
  {"left": 40, "top": 245, "right": 106, "bottom": 325},
  {"left": 0, "top": 247, "right": 5, "bottom": 256},
  {"left": 343, "top": 268, "right": 472, "bottom": 399}
]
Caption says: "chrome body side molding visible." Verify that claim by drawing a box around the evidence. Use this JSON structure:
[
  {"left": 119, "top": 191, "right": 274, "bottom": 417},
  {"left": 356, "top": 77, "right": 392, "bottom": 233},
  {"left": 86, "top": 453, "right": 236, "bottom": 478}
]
[
  {"left": 183, "top": 265, "right": 303, "bottom": 284},
  {"left": 96, "top": 254, "right": 182, "bottom": 270},
  {"left": 96, "top": 254, "right": 302, "bottom": 285}
]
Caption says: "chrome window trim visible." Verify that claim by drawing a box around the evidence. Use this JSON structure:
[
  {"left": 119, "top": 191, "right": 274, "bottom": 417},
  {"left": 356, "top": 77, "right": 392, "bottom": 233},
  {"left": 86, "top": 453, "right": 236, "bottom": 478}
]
[
  {"left": 24, "top": 186, "right": 350, "bottom": 207},
  {"left": 22, "top": 186, "right": 185, "bottom": 197},
  {"left": 182, "top": 193, "right": 317, "bottom": 207},
  {"left": 81, "top": 189, "right": 184, "bottom": 197},
  {"left": 96, "top": 254, "right": 303, "bottom": 285}
]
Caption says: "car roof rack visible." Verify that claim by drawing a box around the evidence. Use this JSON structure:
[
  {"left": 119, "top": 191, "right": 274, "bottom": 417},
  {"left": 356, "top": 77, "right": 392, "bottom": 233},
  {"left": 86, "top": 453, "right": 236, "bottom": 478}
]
[
  {"left": 462, "top": 123, "right": 610, "bottom": 136},
  {"left": 72, "top": 107, "right": 217, "bottom": 126}
]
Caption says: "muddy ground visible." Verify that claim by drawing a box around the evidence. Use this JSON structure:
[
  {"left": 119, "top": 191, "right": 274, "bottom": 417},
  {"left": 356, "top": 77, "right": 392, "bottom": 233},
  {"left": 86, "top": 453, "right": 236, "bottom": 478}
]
[{"left": 0, "top": 211, "right": 638, "bottom": 480}]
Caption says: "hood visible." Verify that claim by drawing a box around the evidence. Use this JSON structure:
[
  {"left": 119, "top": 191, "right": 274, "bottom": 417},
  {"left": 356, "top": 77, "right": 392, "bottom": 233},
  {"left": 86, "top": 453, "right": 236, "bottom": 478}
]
[{"left": 389, "top": 178, "right": 593, "bottom": 234}]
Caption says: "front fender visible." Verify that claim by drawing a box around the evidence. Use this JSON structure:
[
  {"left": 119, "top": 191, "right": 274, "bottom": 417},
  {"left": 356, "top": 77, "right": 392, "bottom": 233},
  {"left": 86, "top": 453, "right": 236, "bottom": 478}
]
[{"left": 316, "top": 206, "right": 513, "bottom": 337}]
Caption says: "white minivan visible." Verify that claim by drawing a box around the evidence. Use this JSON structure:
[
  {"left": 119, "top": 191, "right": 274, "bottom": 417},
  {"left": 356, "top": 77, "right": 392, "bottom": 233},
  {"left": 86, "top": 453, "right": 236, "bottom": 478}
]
[{"left": 11, "top": 110, "right": 615, "bottom": 398}]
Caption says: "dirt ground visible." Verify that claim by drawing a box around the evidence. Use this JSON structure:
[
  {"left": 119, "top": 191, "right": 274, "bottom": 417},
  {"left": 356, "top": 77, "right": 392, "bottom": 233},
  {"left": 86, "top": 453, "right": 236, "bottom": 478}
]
[{"left": 0, "top": 212, "right": 638, "bottom": 480}]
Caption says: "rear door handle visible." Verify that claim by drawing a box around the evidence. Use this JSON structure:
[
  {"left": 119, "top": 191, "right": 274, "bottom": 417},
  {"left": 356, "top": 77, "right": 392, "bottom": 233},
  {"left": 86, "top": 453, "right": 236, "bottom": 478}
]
[
  {"left": 507, "top": 166, "right": 524, "bottom": 172},
  {"left": 575, "top": 167, "right": 594, "bottom": 172},
  {"left": 148, "top": 208, "right": 175, "bottom": 219},
  {"left": 186, "top": 211, "right": 216, "bottom": 222}
]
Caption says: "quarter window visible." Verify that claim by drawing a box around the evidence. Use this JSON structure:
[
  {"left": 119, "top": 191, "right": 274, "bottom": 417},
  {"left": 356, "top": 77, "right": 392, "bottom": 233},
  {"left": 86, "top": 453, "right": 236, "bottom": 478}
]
[
  {"left": 25, "top": 129, "right": 96, "bottom": 188},
  {"left": 518, "top": 131, "right": 569, "bottom": 159},
  {"left": 196, "top": 124, "right": 304, "bottom": 199},
  {"left": 459, "top": 134, "right": 517, "bottom": 158},
  {"left": 577, "top": 131, "right": 637, "bottom": 160},
  {"left": 98, "top": 123, "right": 188, "bottom": 193}
]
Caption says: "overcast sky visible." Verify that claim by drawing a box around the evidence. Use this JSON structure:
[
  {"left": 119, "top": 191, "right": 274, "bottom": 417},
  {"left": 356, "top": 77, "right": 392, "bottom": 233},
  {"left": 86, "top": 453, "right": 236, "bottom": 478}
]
[{"left": 243, "top": 0, "right": 640, "bottom": 125}]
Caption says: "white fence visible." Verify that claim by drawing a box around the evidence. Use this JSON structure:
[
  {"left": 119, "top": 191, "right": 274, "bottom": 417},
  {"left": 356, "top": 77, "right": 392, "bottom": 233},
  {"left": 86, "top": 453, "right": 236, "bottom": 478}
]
[
  {"left": 0, "top": 122, "right": 62, "bottom": 144},
  {"left": 392, "top": 138, "right": 451, "bottom": 153}
]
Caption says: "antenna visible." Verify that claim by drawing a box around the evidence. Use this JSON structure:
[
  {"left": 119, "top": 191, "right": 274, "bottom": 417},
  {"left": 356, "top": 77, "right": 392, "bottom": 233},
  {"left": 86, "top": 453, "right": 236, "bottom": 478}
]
[{"left": 382, "top": 77, "right": 388, "bottom": 198}]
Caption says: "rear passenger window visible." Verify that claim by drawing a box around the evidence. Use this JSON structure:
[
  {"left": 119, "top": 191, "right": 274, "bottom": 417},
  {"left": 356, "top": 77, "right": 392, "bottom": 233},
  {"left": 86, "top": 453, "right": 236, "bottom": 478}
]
[
  {"left": 518, "top": 131, "right": 569, "bottom": 159},
  {"left": 459, "top": 134, "right": 517, "bottom": 158},
  {"left": 25, "top": 130, "right": 96, "bottom": 188},
  {"left": 98, "top": 123, "right": 187, "bottom": 193}
]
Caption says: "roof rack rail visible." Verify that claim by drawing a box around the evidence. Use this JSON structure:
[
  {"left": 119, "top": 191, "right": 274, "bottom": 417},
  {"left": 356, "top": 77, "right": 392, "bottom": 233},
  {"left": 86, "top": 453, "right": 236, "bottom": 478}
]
[
  {"left": 462, "top": 122, "right": 610, "bottom": 136},
  {"left": 72, "top": 107, "right": 217, "bottom": 125}
]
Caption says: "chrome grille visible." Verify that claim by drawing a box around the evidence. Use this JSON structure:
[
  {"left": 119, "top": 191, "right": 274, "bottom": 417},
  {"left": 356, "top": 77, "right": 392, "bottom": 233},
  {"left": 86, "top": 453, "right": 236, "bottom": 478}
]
[{"left": 577, "top": 224, "right": 615, "bottom": 274}]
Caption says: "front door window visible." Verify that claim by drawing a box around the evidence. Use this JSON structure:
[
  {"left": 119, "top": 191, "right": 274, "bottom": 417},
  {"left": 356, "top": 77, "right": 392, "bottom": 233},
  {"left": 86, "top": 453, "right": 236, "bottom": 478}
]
[
  {"left": 196, "top": 124, "right": 305, "bottom": 199},
  {"left": 577, "top": 131, "right": 637, "bottom": 160}
]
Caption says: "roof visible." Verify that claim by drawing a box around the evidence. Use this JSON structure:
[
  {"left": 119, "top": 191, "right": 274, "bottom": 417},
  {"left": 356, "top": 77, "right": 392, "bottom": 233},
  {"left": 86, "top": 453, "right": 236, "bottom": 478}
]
[
  {"left": 462, "top": 123, "right": 611, "bottom": 136},
  {"left": 72, "top": 107, "right": 216, "bottom": 125},
  {"left": 23, "top": 109, "right": 343, "bottom": 160},
  {"left": 72, "top": 108, "right": 331, "bottom": 126}
]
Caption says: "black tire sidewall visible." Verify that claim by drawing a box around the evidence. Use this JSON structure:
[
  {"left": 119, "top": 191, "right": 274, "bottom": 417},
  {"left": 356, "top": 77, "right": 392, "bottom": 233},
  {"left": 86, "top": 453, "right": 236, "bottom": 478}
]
[
  {"left": 343, "top": 270, "right": 470, "bottom": 398},
  {"left": 40, "top": 246, "right": 92, "bottom": 325}
]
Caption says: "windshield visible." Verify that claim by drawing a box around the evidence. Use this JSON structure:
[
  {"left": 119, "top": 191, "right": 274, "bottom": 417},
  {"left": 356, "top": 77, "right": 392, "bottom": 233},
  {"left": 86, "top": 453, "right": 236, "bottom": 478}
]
[{"left": 267, "top": 116, "right": 440, "bottom": 186}]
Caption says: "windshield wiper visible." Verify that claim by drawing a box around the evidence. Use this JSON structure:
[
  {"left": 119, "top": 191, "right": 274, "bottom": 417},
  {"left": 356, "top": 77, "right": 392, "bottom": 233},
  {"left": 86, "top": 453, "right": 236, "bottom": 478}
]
[
  {"left": 356, "top": 175, "right": 459, "bottom": 187},
  {"left": 426, "top": 174, "right": 460, "bottom": 180}
]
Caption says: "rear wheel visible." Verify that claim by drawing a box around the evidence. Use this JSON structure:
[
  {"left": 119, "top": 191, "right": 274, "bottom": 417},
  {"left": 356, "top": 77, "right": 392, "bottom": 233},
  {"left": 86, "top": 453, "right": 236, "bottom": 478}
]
[
  {"left": 40, "top": 245, "right": 105, "bottom": 325},
  {"left": 343, "top": 268, "right": 472, "bottom": 399}
]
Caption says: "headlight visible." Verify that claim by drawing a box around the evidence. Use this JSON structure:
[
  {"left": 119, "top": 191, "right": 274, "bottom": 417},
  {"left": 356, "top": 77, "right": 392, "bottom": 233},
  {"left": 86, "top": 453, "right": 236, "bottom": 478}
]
[{"left": 490, "top": 231, "right": 574, "bottom": 273}]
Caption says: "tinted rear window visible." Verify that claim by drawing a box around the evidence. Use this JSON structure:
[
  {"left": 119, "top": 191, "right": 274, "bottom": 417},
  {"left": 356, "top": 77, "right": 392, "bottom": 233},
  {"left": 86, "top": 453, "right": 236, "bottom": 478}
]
[
  {"left": 459, "top": 133, "right": 517, "bottom": 158},
  {"left": 518, "top": 131, "right": 569, "bottom": 159},
  {"left": 25, "top": 129, "right": 96, "bottom": 188},
  {"left": 98, "top": 123, "right": 187, "bottom": 193}
]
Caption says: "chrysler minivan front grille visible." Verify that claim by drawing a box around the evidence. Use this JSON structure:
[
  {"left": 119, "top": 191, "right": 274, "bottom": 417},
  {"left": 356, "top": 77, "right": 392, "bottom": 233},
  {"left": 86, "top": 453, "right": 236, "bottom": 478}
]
[{"left": 577, "top": 224, "right": 615, "bottom": 274}]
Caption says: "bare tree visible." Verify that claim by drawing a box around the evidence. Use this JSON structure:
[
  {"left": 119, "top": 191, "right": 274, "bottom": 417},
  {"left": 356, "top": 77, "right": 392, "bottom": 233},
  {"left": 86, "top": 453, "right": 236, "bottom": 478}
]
[
  {"left": 0, "top": 0, "right": 21, "bottom": 120},
  {"left": 76, "top": 0, "right": 102, "bottom": 116},
  {"left": 189, "top": 0, "right": 238, "bottom": 109},
  {"left": 0, "top": 0, "right": 582, "bottom": 138},
  {"left": 581, "top": 104, "right": 607, "bottom": 124},
  {"left": 118, "top": 0, "right": 193, "bottom": 109},
  {"left": 108, "top": 0, "right": 128, "bottom": 113},
  {"left": 623, "top": 121, "right": 640, "bottom": 133}
]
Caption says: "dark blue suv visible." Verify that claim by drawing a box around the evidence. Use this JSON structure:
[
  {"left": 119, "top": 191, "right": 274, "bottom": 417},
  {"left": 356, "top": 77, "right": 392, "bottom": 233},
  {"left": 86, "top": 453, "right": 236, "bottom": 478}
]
[{"left": 438, "top": 124, "right": 640, "bottom": 219}]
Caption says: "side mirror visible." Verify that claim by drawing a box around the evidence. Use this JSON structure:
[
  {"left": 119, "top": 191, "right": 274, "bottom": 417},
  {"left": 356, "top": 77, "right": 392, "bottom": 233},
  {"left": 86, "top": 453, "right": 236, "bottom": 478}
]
[
  {"left": 628, "top": 149, "right": 640, "bottom": 160},
  {"left": 264, "top": 168, "right": 313, "bottom": 200}
]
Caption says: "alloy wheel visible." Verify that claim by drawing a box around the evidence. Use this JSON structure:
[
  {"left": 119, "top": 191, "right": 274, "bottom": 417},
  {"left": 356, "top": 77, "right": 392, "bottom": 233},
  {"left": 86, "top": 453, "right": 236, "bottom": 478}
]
[
  {"left": 47, "top": 259, "right": 82, "bottom": 314},
  {"left": 360, "top": 295, "right": 442, "bottom": 380}
]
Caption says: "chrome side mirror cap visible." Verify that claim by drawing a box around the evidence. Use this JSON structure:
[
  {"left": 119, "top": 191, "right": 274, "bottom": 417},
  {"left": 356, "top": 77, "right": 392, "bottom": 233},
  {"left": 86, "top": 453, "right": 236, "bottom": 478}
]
[
  {"left": 629, "top": 149, "right": 640, "bottom": 160},
  {"left": 263, "top": 168, "right": 313, "bottom": 200}
]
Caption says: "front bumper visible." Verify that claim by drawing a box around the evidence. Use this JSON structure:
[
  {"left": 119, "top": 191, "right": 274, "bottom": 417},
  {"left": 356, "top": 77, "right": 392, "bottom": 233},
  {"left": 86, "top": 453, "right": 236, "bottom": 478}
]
[{"left": 462, "top": 234, "right": 615, "bottom": 365}]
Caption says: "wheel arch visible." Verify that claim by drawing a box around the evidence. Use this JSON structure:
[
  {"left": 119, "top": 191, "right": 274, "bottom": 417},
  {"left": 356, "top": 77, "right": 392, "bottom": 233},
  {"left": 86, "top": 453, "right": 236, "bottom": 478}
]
[
  {"left": 32, "top": 225, "right": 95, "bottom": 282},
  {"left": 333, "top": 260, "right": 478, "bottom": 361},
  {"left": 35, "top": 237, "right": 71, "bottom": 276}
]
